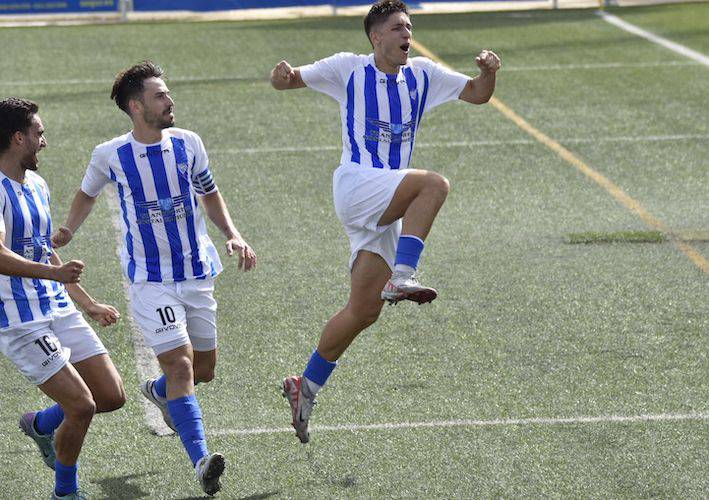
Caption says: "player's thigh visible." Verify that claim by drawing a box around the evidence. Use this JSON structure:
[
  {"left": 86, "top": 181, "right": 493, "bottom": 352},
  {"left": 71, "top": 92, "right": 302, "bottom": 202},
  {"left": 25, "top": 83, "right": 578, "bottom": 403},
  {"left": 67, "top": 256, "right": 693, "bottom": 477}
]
[
  {"left": 0, "top": 321, "right": 70, "bottom": 386},
  {"left": 378, "top": 169, "right": 437, "bottom": 226},
  {"left": 129, "top": 282, "right": 190, "bottom": 356},
  {"left": 38, "top": 362, "right": 95, "bottom": 416},
  {"left": 182, "top": 278, "right": 218, "bottom": 354},
  {"left": 348, "top": 250, "right": 391, "bottom": 314}
]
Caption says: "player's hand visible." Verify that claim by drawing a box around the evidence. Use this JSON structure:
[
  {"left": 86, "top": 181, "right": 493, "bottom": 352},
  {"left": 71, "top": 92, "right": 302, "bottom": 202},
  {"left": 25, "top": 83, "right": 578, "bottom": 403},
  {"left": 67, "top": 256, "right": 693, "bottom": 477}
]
[
  {"left": 475, "top": 50, "right": 501, "bottom": 74},
  {"left": 52, "top": 260, "right": 84, "bottom": 283},
  {"left": 51, "top": 226, "right": 73, "bottom": 249},
  {"left": 85, "top": 302, "right": 120, "bottom": 327},
  {"left": 272, "top": 60, "right": 296, "bottom": 86},
  {"left": 225, "top": 236, "right": 257, "bottom": 272}
]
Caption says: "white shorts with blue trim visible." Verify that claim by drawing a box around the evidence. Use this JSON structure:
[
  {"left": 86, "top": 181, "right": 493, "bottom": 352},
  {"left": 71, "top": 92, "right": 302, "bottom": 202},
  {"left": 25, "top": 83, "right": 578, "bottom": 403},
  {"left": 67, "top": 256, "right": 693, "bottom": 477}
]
[
  {"left": 129, "top": 277, "right": 217, "bottom": 356},
  {"left": 333, "top": 163, "right": 409, "bottom": 271}
]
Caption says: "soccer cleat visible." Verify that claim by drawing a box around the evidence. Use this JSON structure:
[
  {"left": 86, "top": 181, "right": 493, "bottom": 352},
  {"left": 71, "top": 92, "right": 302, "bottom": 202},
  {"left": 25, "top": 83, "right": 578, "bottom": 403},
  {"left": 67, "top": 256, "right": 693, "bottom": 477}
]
[
  {"left": 139, "top": 379, "right": 176, "bottom": 432},
  {"left": 282, "top": 375, "right": 315, "bottom": 444},
  {"left": 381, "top": 272, "right": 437, "bottom": 305},
  {"left": 50, "top": 489, "right": 88, "bottom": 499},
  {"left": 195, "top": 452, "right": 226, "bottom": 496},
  {"left": 19, "top": 411, "right": 56, "bottom": 470}
]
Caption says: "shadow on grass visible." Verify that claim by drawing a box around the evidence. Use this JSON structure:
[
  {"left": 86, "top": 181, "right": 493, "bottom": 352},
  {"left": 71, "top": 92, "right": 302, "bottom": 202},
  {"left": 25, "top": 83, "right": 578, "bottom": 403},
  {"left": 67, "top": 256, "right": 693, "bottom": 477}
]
[{"left": 93, "top": 471, "right": 160, "bottom": 499}]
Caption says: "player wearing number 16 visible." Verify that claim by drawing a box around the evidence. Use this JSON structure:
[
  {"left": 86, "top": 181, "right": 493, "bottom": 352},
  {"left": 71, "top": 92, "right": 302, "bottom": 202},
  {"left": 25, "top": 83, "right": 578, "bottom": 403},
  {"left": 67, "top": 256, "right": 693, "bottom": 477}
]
[{"left": 51, "top": 61, "right": 257, "bottom": 496}]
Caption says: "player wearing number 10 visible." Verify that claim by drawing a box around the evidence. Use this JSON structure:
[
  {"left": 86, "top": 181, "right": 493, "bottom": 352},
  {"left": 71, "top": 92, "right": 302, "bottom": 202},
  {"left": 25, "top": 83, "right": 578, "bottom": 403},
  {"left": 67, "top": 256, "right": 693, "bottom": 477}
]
[
  {"left": 52, "top": 61, "right": 257, "bottom": 496},
  {"left": 0, "top": 98, "right": 126, "bottom": 500}
]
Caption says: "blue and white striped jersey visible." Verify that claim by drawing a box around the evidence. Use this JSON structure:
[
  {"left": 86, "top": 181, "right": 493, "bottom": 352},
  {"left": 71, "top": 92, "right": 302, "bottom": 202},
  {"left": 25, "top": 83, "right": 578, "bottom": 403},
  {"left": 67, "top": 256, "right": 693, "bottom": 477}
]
[
  {"left": 81, "top": 128, "right": 222, "bottom": 284},
  {"left": 300, "top": 53, "right": 469, "bottom": 170},
  {"left": 0, "top": 170, "right": 73, "bottom": 329}
]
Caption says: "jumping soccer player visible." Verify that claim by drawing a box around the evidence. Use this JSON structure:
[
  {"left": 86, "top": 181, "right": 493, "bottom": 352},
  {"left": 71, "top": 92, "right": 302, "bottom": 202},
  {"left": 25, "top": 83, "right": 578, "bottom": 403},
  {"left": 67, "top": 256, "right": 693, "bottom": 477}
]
[
  {"left": 51, "top": 61, "right": 256, "bottom": 496},
  {"left": 270, "top": 0, "right": 500, "bottom": 443},
  {"left": 0, "top": 97, "right": 125, "bottom": 500}
]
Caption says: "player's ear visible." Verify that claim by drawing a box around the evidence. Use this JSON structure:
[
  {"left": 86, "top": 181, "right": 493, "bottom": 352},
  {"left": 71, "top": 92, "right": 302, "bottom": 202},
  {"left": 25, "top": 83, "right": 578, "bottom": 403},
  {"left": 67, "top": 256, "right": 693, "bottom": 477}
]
[
  {"left": 12, "top": 130, "right": 24, "bottom": 146},
  {"left": 128, "top": 98, "right": 142, "bottom": 117}
]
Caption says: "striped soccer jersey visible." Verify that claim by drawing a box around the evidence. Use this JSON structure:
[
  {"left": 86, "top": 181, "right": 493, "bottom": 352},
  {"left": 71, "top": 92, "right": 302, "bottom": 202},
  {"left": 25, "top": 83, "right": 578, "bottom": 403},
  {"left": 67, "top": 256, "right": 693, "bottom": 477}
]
[
  {"left": 0, "top": 170, "right": 72, "bottom": 329},
  {"left": 299, "top": 53, "right": 470, "bottom": 170},
  {"left": 81, "top": 128, "right": 222, "bottom": 284}
]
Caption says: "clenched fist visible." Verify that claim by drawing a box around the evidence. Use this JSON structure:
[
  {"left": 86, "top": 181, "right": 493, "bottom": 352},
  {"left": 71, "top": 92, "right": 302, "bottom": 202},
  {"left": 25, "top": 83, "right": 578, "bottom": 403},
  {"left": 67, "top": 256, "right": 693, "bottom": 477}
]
[{"left": 475, "top": 50, "right": 501, "bottom": 74}]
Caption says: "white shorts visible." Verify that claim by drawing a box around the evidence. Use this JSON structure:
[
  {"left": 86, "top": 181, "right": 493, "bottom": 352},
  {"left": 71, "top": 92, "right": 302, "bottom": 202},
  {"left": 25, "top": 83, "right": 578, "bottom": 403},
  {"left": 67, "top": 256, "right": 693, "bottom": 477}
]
[
  {"left": 129, "top": 278, "right": 217, "bottom": 356},
  {"left": 0, "top": 307, "right": 108, "bottom": 385},
  {"left": 333, "top": 163, "right": 409, "bottom": 270}
]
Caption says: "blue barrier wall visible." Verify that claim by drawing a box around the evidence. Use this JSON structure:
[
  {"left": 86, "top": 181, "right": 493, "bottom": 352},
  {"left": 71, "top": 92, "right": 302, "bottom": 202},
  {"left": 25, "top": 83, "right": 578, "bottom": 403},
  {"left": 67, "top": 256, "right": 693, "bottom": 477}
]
[{"left": 0, "top": 0, "right": 117, "bottom": 14}]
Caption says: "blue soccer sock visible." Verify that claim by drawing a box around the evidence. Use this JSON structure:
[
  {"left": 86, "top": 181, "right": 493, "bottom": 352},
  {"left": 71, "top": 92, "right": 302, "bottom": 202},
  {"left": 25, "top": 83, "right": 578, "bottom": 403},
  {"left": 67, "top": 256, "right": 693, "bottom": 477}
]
[
  {"left": 35, "top": 404, "right": 65, "bottom": 435},
  {"left": 167, "top": 395, "right": 209, "bottom": 466},
  {"left": 302, "top": 350, "right": 337, "bottom": 397},
  {"left": 54, "top": 460, "right": 78, "bottom": 496},
  {"left": 153, "top": 374, "right": 168, "bottom": 399},
  {"left": 394, "top": 235, "right": 425, "bottom": 274}
]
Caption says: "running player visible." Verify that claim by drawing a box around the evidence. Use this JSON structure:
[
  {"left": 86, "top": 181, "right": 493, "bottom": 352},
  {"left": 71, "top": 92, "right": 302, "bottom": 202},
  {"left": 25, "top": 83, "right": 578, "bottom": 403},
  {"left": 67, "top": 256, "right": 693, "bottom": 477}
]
[
  {"left": 270, "top": 0, "right": 500, "bottom": 443},
  {"left": 51, "top": 61, "right": 256, "bottom": 496},
  {"left": 0, "top": 97, "right": 125, "bottom": 500}
]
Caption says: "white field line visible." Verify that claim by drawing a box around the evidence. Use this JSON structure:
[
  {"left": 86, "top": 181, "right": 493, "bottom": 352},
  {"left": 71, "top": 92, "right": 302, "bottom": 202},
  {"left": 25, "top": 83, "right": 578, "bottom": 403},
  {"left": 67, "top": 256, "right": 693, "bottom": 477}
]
[
  {"left": 599, "top": 11, "right": 709, "bottom": 67},
  {"left": 105, "top": 190, "right": 174, "bottom": 437},
  {"left": 211, "top": 133, "right": 709, "bottom": 155},
  {"left": 211, "top": 411, "right": 709, "bottom": 437},
  {"left": 0, "top": 59, "right": 699, "bottom": 88}
]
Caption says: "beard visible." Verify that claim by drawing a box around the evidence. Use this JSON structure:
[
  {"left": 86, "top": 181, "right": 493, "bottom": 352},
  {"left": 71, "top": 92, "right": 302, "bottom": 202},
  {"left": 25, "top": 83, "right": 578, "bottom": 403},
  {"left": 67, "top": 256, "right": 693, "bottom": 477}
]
[
  {"left": 144, "top": 108, "right": 174, "bottom": 130},
  {"left": 20, "top": 152, "right": 39, "bottom": 171}
]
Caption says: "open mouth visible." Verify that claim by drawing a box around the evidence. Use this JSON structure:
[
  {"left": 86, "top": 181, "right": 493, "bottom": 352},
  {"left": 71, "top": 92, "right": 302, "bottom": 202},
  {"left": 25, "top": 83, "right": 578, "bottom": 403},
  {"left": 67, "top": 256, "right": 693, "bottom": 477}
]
[{"left": 401, "top": 43, "right": 410, "bottom": 55}]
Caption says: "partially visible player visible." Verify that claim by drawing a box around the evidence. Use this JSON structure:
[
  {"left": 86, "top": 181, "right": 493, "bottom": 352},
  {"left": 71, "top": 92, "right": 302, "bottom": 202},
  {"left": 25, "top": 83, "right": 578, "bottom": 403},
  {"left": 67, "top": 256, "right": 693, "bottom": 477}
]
[
  {"left": 270, "top": 0, "right": 500, "bottom": 443},
  {"left": 0, "top": 97, "right": 125, "bottom": 500},
  {"left": 51, "top": 61, "right": 256, "bottom": 496}
]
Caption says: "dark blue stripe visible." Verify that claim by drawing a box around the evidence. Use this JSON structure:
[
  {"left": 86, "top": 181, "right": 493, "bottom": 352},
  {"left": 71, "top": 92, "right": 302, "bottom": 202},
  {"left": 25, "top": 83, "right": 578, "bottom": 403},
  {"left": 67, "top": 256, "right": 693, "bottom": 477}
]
[
  {"left": 171, "top": 137, "right": 204, "bottom": 278},
  {"left": 22, "top": 185, "right": 51, "bottom": 315},
  {"left": 385, "top": 74, "right": 403, "bottom": 170},
  {"left": 346, "top": 73, "right": 360, "bottom": 164},
  {"left": 118, "top": 143, "right": 162, "bottom": 282},
  {"left": 146, "top": 144, "right": 185, "bottom": 282},
  {"left": 403, "top": 67, "right": 419, "bottom": 168},
  {"left": 0, "top": 299, "right": 8, "bottom": 327},
  {"left": 418, "top": 71, "right": 429, "bottom": 127},
  {"left": 364, "top": 65, "right": 383, "bottom": 168},
  {"left": 1, "top": 179, "right": 34, "bottom": 322},
  {"left": 110, "top": 168, "right": 136, "bottom": 282}
]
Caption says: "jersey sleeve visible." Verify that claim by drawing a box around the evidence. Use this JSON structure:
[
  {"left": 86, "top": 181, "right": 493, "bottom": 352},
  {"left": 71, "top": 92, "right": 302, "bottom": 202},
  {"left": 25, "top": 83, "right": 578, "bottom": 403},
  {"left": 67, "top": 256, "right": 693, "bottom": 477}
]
[
  {"left": 299, "top": 52, "right": 357, "bottom": 103},
  {"left": 190, "top": 133, "right": 218, "bottom": 195},
  {"left": 417, "top": 57, "right": 470, "bottom": 113},
  {"left": 80, "top": 146, "right": 112, "bottom": 197}
]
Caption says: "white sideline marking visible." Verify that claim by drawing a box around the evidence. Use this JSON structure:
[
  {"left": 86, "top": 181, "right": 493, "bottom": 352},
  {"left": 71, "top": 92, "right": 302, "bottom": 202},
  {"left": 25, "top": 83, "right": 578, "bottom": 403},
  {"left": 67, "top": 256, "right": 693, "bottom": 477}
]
[
  {"left": 211, "top": 412, "right": 709, "bottom": 437},
  {"left": 599, "top": 11, "right": 709, "bottom": 67},
  {"left": 212, "top": 133, "right": 709, "bottom": 155},
  {"left": 105, "top": 190, "right": 173, "bottom": 437}
]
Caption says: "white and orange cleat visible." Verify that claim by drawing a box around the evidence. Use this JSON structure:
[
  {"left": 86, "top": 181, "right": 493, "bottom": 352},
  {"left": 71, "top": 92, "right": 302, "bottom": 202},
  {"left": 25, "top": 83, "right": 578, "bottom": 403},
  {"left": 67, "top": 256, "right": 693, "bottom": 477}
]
[
  {"left": 381, "top": 272, "right": 437, "bottom": 305},
  {"left": 282, "top": 375, "right": 315, "bottom": 444}
]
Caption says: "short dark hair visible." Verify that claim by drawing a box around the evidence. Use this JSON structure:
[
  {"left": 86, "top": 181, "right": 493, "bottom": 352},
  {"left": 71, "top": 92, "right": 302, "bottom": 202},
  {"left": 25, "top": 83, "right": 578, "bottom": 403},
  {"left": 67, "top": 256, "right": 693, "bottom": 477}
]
[
  {"left": 111, "top": 60, "right": 164, "bottom": 115},
  {"left": 0, "top": 97, "right": 39, "bottom": 153},
  {"left": 364, "top": 0, "right": 409, "bottom": 41}
]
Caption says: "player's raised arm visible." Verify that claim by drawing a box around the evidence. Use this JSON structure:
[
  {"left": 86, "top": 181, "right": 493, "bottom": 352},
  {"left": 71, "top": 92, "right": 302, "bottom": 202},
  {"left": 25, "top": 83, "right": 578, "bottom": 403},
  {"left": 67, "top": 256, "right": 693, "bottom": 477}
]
[
  {"left": 51, "top": 189, "right": 98, "bottom": 248},
  {"left": 458, "top": 49, "right": 501, "bottom": 105},
  {"left": 270, "top": 60, "right": 307, "bottom": 90},
  {"left": 0, "top": 231, "right": 83, "bottom": 283}
]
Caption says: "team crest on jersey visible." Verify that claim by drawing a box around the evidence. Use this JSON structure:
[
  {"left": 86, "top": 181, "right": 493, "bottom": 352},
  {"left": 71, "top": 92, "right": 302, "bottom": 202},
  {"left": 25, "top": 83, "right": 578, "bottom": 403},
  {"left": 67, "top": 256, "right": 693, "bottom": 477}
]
[
  {"left": 177, "top": 162, "right": 189, "bottom": 179},
  {"left": 158, "top": 198, "right": 174, "bottom": 211},
  {"left": 365, "top": 118, "right": 415, "bottom": 144}
]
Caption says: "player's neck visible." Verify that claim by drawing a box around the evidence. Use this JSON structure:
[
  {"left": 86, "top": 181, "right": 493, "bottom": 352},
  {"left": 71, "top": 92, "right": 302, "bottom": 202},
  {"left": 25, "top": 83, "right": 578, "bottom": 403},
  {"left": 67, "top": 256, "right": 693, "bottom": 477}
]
[
  {"left": 373, "top": 54, "right": 400, "bottom": 75},
  {"left": 131, "top": 124, "right": 164, "bottom": 145},
  {"left": 0, "top": 153, "right": 27, "bottom": 183}
]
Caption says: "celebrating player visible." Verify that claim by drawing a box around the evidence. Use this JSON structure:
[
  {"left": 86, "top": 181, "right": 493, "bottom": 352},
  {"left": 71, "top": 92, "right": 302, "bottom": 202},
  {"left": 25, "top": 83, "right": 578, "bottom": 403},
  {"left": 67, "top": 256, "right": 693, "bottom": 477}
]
[
  {"left": 0, "top": 98, "right": 125, "bottom": 500},
  {"left": 51, "top": 61, "right": 256, "bottom": 496},
  {"left": 270, "top": 0, "right": 500, "bottom": 443}
]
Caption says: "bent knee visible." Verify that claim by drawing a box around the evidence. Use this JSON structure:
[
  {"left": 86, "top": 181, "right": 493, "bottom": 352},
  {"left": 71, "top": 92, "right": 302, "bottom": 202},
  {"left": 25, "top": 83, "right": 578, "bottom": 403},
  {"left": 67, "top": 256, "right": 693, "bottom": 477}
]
[
  {"left": 96, "top": 387, "right": 126, "bottom": 413},
  {"left": 194, "top": 368, "right": 215, "bottom": 384},
  {"left": 429, "top": 172, "right": 450, "bottom": 198},
  {"left": 65, "top": 396, "right": 96, "bottom": 422}
]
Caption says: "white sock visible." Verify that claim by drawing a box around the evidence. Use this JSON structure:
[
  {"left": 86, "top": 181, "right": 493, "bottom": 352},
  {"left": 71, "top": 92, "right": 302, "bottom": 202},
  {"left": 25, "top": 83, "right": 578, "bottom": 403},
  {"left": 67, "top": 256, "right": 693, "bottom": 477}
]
[
  {"left": 303, "top": 377, "right": 322, "bottom": 398},
  {"left": 393, "top": 264, "right": 415, "bottom": 275}
]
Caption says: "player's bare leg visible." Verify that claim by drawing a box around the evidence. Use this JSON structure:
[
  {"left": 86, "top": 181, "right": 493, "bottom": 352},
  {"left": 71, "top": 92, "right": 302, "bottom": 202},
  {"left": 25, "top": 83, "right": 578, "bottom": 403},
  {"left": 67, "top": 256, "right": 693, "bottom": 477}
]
[
  {"left": 193, "top": 349, "right": 217, "bottom": 384},
  {"left": 157, "top": 345, "right": 224, "bottom": 495},
  {"left": 283, "top": 250, "right": 389, "bottom": 443},
  {"left": 378, "top": 169, "right": 449, "bottom": 304},
  {"left": 38, "top": 364, "right": 96, "bottom": 498},
  {"left": 73, "top": 354, "right": 126, "bottom": 413}
]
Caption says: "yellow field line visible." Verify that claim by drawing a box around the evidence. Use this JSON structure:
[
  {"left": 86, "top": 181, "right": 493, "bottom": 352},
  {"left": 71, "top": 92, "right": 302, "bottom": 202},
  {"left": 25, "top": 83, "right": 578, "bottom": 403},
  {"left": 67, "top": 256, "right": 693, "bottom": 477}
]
[{"left": 411, "top": 39, "right": 709, "bottom": 274}]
